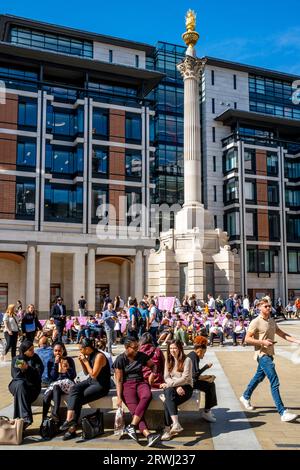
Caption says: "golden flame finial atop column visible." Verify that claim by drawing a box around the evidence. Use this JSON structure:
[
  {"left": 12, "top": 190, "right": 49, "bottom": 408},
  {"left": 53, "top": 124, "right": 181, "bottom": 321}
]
[{"left": 182, "top": 9, "right": 199, "bottom": 57}]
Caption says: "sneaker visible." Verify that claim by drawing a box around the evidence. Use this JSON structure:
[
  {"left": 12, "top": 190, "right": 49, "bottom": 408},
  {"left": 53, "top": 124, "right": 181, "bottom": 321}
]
[
  {"left": 62, "top": 430, "right": 77, "bottom": 441},
  {"left": 161, "top": 426, "right": 171, "bottom": 441},
  {"left": 125, "top": 424, "right": 138, "bottom": 442},
  {"left": 281, "top": 410, "right": 297, "bottom": 422},
  {"left": 201, "top": 410, "right": 216, "bottom": 423},
  {"left": 59, "top": 419, "right": 76, "bottom": 432},
  {"left": 239, "top": 395, "right": 254, "bottom": 411},
  {"left": 170, "top": 422, "right": 183, "bottom": 435},
  {"left": 147, "top": 433, "right": 161, "bottom": 447}
]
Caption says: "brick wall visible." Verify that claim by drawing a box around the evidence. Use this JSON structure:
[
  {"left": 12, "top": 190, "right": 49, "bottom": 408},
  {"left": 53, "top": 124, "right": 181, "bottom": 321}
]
[{"left": 0, "top": 175, "right": 16, "bottom": 219}]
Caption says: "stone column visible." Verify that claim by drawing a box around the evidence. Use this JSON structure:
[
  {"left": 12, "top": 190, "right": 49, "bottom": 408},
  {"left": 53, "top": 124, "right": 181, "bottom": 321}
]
[
  {"left": 26, "top": 244, "right": 36, "bottom": 305},
  {"left": 87, "top": 246, "right": 96, "bottom": 314},
  {"left": 134, "top": 249, "right": 143, "bottom": 301},
  {"left": 177, "top": 56, "right": 206, "bottom": 205},
  {"left": 120, "top": 260, "right": 129, "bottom": 301},
  {"left": 72, "top": 252, "right": 85, "bottom": 315},
  {"left": 38, "top": 249, "right": 51, "bottom": 316}
]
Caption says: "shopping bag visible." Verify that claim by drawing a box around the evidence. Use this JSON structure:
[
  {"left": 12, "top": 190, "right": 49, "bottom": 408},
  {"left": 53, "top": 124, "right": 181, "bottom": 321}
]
[{"left": 0, "top": 416, "right": 24, "bottom": 445}]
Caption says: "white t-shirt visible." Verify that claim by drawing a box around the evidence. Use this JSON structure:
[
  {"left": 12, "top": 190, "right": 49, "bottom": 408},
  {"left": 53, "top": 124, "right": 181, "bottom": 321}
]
[
  {"left": 243, "top": 298, "right": 250, "bottom": 310},
  {"left": 208, "top": 298, "right": 216, "bottom": 309},
  {"left": 150, "top": 306, "right": 159, "bottom": 327},
  {"left": 3, "top": 314, "right": 19, "bottom": 332}
]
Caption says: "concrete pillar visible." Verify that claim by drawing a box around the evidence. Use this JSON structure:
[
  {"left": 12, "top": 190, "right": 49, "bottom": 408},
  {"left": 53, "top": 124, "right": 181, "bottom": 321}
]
[
  {"left": 130, "top": 260, "right": 135, "bottom": 299},
  {"left": 72, "top": 252, "right": 85, "bottom": 314},
  {"left": 26, "top": 244, "right": 36, "bottom": 305},
  {"left": 177, "top": 56, "right": 205, "bottom": 205},
  {"left": 20, "top": 258, "right": 26, "bottom": 307},
  {"left": 38, "top": 249, "right": 51, "bottom": 315},
  {"left": 120, "top": 260, "right": 130, "bottom": 301},
  {"left": 87, "top": 247, "right": 96, "bottom": 314},
  {"left": 134, "top": 249, "right": 143, "bottom": 302}
]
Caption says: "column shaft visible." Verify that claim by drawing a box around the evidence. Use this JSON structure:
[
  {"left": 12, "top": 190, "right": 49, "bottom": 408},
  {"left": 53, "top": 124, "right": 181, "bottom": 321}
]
[
  {"left": 38, "top": 250, "right": 51, "bottom": 315},
  {"left": 26, "top": 245, "right": 36, "bottom": 305},
  {"left": 87, "top": 248, "right": 95, "bottom": 314},
  {"left": 134, "top": 250, "right": 143, "bottom": 301},
  {"left": 72, "top": 252, "right": 86, "bottom": 314}
]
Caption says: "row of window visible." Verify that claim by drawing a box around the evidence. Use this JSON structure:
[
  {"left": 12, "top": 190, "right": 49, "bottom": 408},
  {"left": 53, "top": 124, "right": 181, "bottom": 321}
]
[
  {"left": 224, "top": 210, "right": 281, "bottom": 241},
  {"left": 13, "top": 180, "right": 143, "bottom": 224},
  {"left": 224, "top": 178, "right": 280, "bottom": 206},
  {"left": 224, "top": 148, "right": 279, "bottom": 175},
  {"left": 10, "top": 27, "right": 93, "bottom": 58}
]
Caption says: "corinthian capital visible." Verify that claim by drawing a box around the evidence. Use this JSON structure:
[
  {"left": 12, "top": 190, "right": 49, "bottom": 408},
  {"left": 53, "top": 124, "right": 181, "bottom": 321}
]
[{"left": 177, "top": 56, "right": 206, "bottom": 80}]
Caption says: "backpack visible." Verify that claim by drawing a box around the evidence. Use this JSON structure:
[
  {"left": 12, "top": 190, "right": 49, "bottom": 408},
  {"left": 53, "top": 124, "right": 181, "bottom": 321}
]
[
  {"left": 40, "top": 417, "right": 58, "bottom": 440},
  {"left": 81, "top": 410, "right": 104, "bottom": 440}
]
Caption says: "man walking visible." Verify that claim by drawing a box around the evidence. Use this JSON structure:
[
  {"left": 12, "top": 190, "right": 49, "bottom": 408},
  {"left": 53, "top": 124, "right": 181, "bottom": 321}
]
[
  {"left": 51, "top": 296, "right": 66, "bottom": 343},
  {"left": 240, "top": 296, "right": 300, "bottom": 422},
  {"left": 78, "top": 296, "right": 87, "bottom": 317},
  {"left": 102, "top": 303, "right": 117, "bottom": 354}
]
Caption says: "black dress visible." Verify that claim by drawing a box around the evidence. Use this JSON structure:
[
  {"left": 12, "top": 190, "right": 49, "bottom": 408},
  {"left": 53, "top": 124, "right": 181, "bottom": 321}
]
[
  {"left": 67, "top": 351, "right": 111, "bottom": 422},
  {"left": 9, "top": 353, "right": 44, "bottom": 423}
]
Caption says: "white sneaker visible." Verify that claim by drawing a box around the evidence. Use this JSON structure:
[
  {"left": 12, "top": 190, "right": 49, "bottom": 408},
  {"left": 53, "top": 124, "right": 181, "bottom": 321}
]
[
  {"left": 239, "top": 395, "right": 254, "bottom": 411},
  {"left": 170, "top": 422, "right": 183, "bottom": 435},
  {"left": 161, "top": 426, "right": 171, "bottom": 441},
  {"left": 202, "top": 410, "right": 216, "bottom": 423},
  {"left": 281, "top": 410, "right": 297, "bottom": 422}
]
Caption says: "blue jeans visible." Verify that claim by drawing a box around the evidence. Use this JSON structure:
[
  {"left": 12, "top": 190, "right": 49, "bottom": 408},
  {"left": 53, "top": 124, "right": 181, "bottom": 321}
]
[{"left": 243, "top": 355, "right": 285, "bottom": 415}]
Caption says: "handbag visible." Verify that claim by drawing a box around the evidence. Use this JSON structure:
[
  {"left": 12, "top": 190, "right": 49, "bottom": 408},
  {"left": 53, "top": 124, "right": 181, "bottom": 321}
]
[
  {"left": 39, "top": 417, "right": 58, "bottom": 440},
  {"left": 0, "top": 416, "right": 24, "bottom": 445},
  {"left": 81, "top": 409, "right": 104, "bottom": 440}
]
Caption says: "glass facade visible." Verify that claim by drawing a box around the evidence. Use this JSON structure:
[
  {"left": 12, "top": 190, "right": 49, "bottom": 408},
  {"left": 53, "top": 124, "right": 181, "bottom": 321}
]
[
  {"left": 147, "top": 42, "right": 185, "bottom": 212},
  {"left": 125, "top": 113, "right": 142, "bottom": 143},
  {"left": 17, "top": 139, "right": 36, "bottom": 169},
  {"left": 16, "top": 179, "right": 35, "bottom": 219},
  {"left": 92, "top": 147, "right": 108, "bottom": 177},
  {"left": 46, "top": 145, "right": 83, "bottom": 176},
  {"left": 47, "top": 106, "right": 84, "bottom": 137},
  {"left": 249, "top": 75, "right": 300, "bottom": 120},
  {"left": 10, "top": 27, "right": 93, "bottom": 58},
  {"left": 18, "top": 99, "right": 37, "bottom": 128},
  {"left": 125, "top": 151, "right": 142, "bottom": 180},
  {"left": 92, "top": 185, "right": 108, "bottom": 223}
]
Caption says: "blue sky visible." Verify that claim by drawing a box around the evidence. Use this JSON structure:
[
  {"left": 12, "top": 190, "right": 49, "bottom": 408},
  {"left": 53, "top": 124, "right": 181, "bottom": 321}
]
[{"left": 1, "top": 0, "right": 300, "bottom": 75}]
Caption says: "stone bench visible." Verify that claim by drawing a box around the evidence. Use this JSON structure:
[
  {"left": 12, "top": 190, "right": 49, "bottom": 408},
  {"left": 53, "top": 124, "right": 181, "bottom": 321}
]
[{"left": 33, "top": 388, "right": 206, "bottom": 428}]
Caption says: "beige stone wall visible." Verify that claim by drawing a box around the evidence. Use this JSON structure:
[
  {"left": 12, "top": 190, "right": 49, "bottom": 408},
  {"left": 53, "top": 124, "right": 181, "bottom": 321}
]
[
  {"left": 95, "top": 261, "right": 121, "bottom": 300},
  {"left": 0, "top": 259, "right": 23, "bottom": 306}
]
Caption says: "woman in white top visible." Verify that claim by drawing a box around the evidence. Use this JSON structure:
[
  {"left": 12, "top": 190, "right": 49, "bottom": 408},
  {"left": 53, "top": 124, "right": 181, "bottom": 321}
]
[
  {"left": 159, "top": 339, "right": 193, "bottom": 440},
  {"left": 3, "top": 304, "right": 19, "bottom": 359}
]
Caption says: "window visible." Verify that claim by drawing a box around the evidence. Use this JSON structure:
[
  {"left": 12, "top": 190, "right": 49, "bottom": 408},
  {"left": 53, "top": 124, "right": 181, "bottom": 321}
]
[
  {"left": 44, "top": 184, "right": 83, "bottom": 223},
  {"left": 224, "top": 148, "right": 238, "bottom": 172},
  {"left": 247, "top": 248, "right": 276, "bottom": 274},
  {"left": 212, "top": 98, "right": 215, "bottom": 114},
  {"left": 125, "top": 151, "right": 142, "bottom": 179},
  {"left": 269, "top": 211, "right": 280, "bottom": 241},
  {"left": 212, "top": 127, "right": 216, "bottom": 143},
  {"left": 16, "top": 180, "right": 35, "bottom": 219},
  {"left": 135, "top": 55, "right": 139, "bottom": 68},
  {"left": 91, "top": 186, "right": 108, "bottom": 223},
  {"left": 267, "top": 182, "right": 279, "bottom": 205},
  {"left": 288, "top": 250, "right": 300, "bottom": 273},
  {"left": 47, "top": 107, "right": 84, "bottom": 137},
  {"left": 245, "top": 211, "right": 255, "bottom": 237},
  {"left": 109, "top": 50, "right": 113, "bottom": 63},
  {"left": 224, "top": 211, "right": 239, "bottom": 238},
  {"left": 233, "top": 74, "right": 237, "bottom": 90},
  {"left": 10, "top": 27, "right": 93, "bottom": 58},
  {"left": 213, "top": 156, "right": 216, "bottom": 172},
  {"left": 92, "top": 109, "right": 109, "bottom": 138},
  {"left": 211, "top": 70, "right": 215, "bottom": 86},
  {"left": 247, "top": 248, "right": 257, "bottom": 272},
  {"left": 17, "top": 140, "right": 36, "bottom": 168},
  {"left": 92, "top": 147, "right": 108, "bottom": 176},
  {"left": 267, "top": 152, "right": 278, "bottom": 176},
  {"left": 244, "top": 148, "right": 255, "bottom": 173},
  {"left": 213, "top": 185, "right": 217, "bottom": 202},
  {"left": 244, "top": 181, "right": 255, "bottom": 201},
  {"left": 125, "top": 113, "right": 142, "bottom": 143},
  {"left": 18, "top": 100, "right": 37, "bottom": 127},
  {"left": 126, "top": 190, "right": 142, "bottom": 225},
  {"left": 286, "top": 189, "right": 300, "bottom": 208},
  {"left": 224, "top": 178, "right": 238, "bottom": 203},
  {"left": 46, "top": 145, "right": 83, "bottom": 175},
  {"left": 214, "top": 215, "right": 217, "bottom": 228},
  {"left": 234, "top": 102, "right": 237, "bottom": 109},
  {"left": 287, "top": 215, "right": 300, "bottom": 242}
]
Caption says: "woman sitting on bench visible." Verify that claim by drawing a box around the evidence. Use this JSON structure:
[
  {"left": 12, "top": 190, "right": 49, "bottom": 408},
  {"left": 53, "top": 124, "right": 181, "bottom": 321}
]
[
  {"left": 188, "top": 336, "right": 218, "bottom": 423},
  {"left": 160, "top": 340, "right": 193, "bottom": 441},
  {"left": 59, "top": 338, "right": 111, "bottom": 440}
]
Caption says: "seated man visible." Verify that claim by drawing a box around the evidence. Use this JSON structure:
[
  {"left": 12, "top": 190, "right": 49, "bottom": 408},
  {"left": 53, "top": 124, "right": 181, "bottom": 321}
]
[
  {"left": 232, "top": 316, "right": 247, "bottom": 346},
  {"left": 173, "top": 320, "right": 189, "bottom": 346},
  {"left": 208, "top": 319, "right": 224, "bottom": 347},
  {"left": 222, "top": 313, "right": 235, "bottom": 340}
]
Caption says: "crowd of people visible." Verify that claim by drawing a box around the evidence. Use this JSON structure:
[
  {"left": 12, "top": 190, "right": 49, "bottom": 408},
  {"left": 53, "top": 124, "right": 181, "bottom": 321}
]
[{"left": 1, "top": 292, "right": 300, "bottom": 445}]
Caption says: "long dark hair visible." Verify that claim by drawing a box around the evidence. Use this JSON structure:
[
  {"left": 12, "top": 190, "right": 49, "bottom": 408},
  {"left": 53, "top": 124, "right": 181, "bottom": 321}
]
[{"left": 167, "top": 340, "right": 186, "bottom": 373}]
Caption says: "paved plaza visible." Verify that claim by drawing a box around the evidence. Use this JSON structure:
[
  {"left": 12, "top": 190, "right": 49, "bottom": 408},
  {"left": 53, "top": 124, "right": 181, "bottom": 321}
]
[{"left": 0, "top": 320, "right": 300, "bottom": 451}]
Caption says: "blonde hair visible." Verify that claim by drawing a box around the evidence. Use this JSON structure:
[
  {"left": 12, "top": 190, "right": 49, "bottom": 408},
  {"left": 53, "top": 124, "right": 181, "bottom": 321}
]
[{"left": 6, "top": 304, "right": 16, "bottom": 317}]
